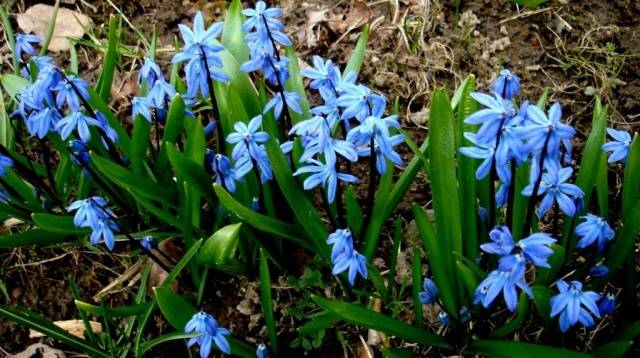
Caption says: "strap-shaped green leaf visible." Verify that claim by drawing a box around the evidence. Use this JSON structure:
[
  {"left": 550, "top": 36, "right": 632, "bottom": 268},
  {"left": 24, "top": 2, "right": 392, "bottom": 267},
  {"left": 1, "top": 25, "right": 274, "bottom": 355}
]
[
  {"left": 0, "top": 228, "right": 74, "bottom": 248},
  {"left": 344, "top": 25, "right": 370, "bottom": 77},
  {"left": 312, "top": 295, "right": 451, "bottom": 349},
  {"left": 221, "top": 0, "right": 249, "bottom": 63},
  {"left": 213, "top": 184, "right": 311, "bottom": 250},
  {"left": 31, "top": 213, "right": 90, "bottom": 234},
  {"left": 75, "top": 300, "right": 152, "bottom": 317}
]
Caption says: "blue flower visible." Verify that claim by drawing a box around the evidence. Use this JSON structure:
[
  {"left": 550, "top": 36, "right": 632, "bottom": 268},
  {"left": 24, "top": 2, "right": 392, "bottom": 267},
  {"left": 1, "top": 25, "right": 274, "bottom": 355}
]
[
  {"left": 337, "top": 83, "right": 385, "bottom": 121},
  {"left": 242, "top": 1, "right": 290, "bottom": 47},
  {"left": 437, "top": 311, "right": 450, "bottom": 326},
  {"left": 549, "top": 280, "right": 601, "bottom": 332},
  {"left": 15, "top": 34, "right": 41, "bottom": 58},
  {"left": 419, "top": 278, "right": 439, "bottom": 304},
  {"left": 518, "top": 103, "right": 575, "bottom": 161},
  {"left": 53, "top": 75, "right": 90, "bottom": 111},
  {"left": 185, "top": 310, "right": 231, "bottom": 357},
  {"left": 491, "top": 69, "right": 520, "bottom": 99},
  {"left": 132, "top": 96, "right": 153, "bottom": 122},
  {"left": 264, "top": 91, "right": 302, "bottom": 120},
  {"left": 459, "top": 306, "right": 471, "bottom": 323},
  {"left": 601, "top": 128, "right": 632, "bottom": 164},
  {"left": 256, "top": 343, "right": 268, "bottom": 358},
  {"left": 147, "top": 79, "right": 176, "bottom": 108},
  {"left": 138, "top": 57, "right": 163, "bottom": 86},
  {"left": 300, "top": 55, "right": 340, "bottom": 90},
  {"left": 89, "top": 218, "right": 120, "bottom": 251},
  {"left": 208, "top": 152, "right": 239, "bottom": 193},
  {"left": 332, "top": 247, "right": 368, "bottom": 286},
  {"left": 521, "top": 167, "right": 584, "bottom": 217},
  {"left": 26, "top": 107, "right": 60, "bottom": 138},
  {"left": 55, "top": 112, "right": 102, "bottom": 142},
  {"left": 598, "top": 292, "right": 615, "bottom": 315},
  {"left": 481, "top": 226, "right": 515, "bottom": 256},
  {"left": 517, "top": 233, "right": 556, "bottom": 268},
  {"left": 67, "top": 196, "right": 110, "bottom": 228},
  {"left": 172, "top": 12, "right": 227, "bottom": 99},
  {"left": 464, "top": 92, "right": 516, "bottom": 144},
  {"left": 473, "top": 268, "right": 531, "bottom": 312},
  {"left": 588, "top": 265, "right": 609, "bottom": 278},
  {"left": 234, "top": 146, "right": 273, "bottom": 183},
  {"left": 0, "top": 155, "right": 14, "bottom": 177},
  {"left": 140, "top": 236, "right": 158, "bottom": 251},
  {"left": 226, "top": 115, "right": 270, "bottom": 162},
  {"left": 459, "top": 134, "right": 502, "bottom": 181},
  {"left": 327, "top": 228, "right": 354, "bottom": 262},
  {"left": 299, "top": 119, "right": 358, "bottom": 164},
  {"left": 69, "top": 140, "right": 90, "bottom": 167},
  {"left": 575, "top": 213, "right": 615, "bottom": 252},
  {"left": 293, "top": 158, "right": 357, "bottom": 203},
  {"left": 21, "top": 55, "right": 55, "bottom": 78}
]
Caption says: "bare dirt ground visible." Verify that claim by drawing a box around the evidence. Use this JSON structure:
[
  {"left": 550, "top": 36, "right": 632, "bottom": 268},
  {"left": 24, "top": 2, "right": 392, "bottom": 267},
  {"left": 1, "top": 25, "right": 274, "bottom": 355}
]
[{"left": 0, "top": 0, "right": 639, "bottom": 356}]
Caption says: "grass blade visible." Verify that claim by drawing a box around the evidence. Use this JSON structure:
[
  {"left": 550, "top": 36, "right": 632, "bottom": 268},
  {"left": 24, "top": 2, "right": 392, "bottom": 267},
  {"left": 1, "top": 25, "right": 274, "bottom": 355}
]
[{"left": 259, "top": 249, "right": 278, "bottom": 353}]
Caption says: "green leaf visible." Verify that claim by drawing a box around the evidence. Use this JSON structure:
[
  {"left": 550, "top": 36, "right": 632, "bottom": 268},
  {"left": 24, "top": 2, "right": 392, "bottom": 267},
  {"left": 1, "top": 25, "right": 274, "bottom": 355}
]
[
  {"left": 382, "top": 348, "right": 418, "bottom": 358},
  {"left": 563, "top": 97, "right": 607, "bottom": 250},
  {"left": 214, "top": 184, "right": 309, "bottom": 248},
  {"left": 138, "top": 332, "right": 200, "bottom": 356},
  {"left": 31, "top": 213, "right": 90, "bottom": 234},
  {"left": 531, "top": 285, "right": 552, "bottom": 324},
  {"left": 512, "top": 0, "right": 549, "bottom": 9},
  {"left": 535, "top": 244, "right": 564, "bottom": 285},
  {"left": 312, "top": 295, "right": 450, "bottom": 349},
  {"left": 97, "top": 15, "right": 118, "bottom": 101},
  {"left": 428, "top": 89, "right": 462, "bottom": 257},
  {"left": 472, "top": 340, "right": 588, "bottom": 358},
  {"left": 165, "top": 143, "right": 216, "bottom": 204},
  {"left": 297, "top": 313, "right": 339, "bottom": 335},
  {"left": 0, "top": 4, "right": 19, "bottom": 75},
  {"left": 130, "top": 116, "right": 151, "bottom": 175},
  {"left": 413, "top": 204, "right": 458, "bottom": 317},
  {"left": 412, "top": 247, "right": 423, "bottom": 327},
  {"left": 86, "top": 88, "right": 132, "bottom": 156},
  {"left": 91, "top": 153, "right": 176, "bottom": 206},
  {"left": 344, "top": 25, "right": 370, "bottom": 77},
  {"left": 163, "top": 95, "right": 185, "bottom": 143},
  {"left": 198, "top": 223, "right": 242, "bottom": 266},
  {"left": 162, "top": 239, "right": 203, "bottom": 288},
  {"left": 259, "top": 249, "right": 278, "bottom": 353},
  {"left": 283, "top": 47, "right": 311, "bottom": 124},
  {"left": 154, "top": 287, "right": 197, "bottom": 329},
  {"left": 221, "top": 0, "right": 249, "bottom": 63},
  {"left": 75, "top": 300, "right": 151, "bottom": 317},
  {"left": 622, "top": 134, "right": 640, "bottom": 218},
  {"left": 1, "top": 74, "right": 30, "bottom": 99},
  {"left": 614, "top": 321, "right": 640, "bottom": 340},
  {"left": 344, "top": 187, "right": 363, "bottom": 236},
  {"left": 0, "top": 229, "right": 74, "bottom": 248},
  {"left": 0, "top": 304, "right": 109, "bottom": 358},
  {"left": 454, "top": 75, "right": 479, "bottom": 259},
  {"left": 591, "top": 341, "right": 633, "bottom": 358},
  {"left": 260, "top": 115, "right": 329, "bottom": 258},
  {"left": 605, "top": 201, "right": 640, "bottom": 274}
]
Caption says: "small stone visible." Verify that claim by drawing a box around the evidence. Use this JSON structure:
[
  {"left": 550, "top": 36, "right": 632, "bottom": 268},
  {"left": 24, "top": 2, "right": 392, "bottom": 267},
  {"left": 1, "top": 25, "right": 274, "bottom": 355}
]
[{"left": 584, "top": 86, "right": 597, "bottom": 96}]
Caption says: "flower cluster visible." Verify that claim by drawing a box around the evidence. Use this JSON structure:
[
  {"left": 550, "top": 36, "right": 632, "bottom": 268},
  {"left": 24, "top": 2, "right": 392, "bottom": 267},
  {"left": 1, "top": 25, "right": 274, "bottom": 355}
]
[
  {"left": 13, "top": 35, "right": 117, "bottom": 146},
  {"left": 67, "top": 196, "right": 120, "bottom": 251},
  {"left": 132, "top": 57, "right": 176, "bottom": 123},
  {"left": 326, "top": 229, "right": 367, "bottom": 285},
  {"left": 172, "top": 11, "right": 227, "bottom": 100},
  {"left": 474, "top": 226, "right": 555, "bottom": 311},
  {"left": 185, "top": 310, "right": 231, "bottom": 357},
  {"left": 241, "top": 1, "right": 301, "bottom": 120}
]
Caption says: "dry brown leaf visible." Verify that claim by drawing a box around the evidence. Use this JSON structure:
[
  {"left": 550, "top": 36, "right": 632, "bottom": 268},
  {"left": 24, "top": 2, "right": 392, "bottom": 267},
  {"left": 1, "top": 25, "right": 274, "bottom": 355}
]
[
  {"left": 11, "top": 343, "right": 66, "bottom": 358},
  {"left": 329, "top": 1, "right": 371, "bottom": 34},
  {"left": 17, "top": 4, "right": 92, "bottom": 52},
  {"left": 29, "top": 320, "right": 102, "bottom": 339}
]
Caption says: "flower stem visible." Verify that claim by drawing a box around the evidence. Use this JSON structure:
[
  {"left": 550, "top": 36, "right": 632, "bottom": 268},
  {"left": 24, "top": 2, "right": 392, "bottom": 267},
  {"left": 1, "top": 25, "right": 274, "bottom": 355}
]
[
  {"left": 505, "top": 161, "right": 517, "bottom": 228},
  {"left": 198, "top": 46, "right": 225, "bottom": 154}
]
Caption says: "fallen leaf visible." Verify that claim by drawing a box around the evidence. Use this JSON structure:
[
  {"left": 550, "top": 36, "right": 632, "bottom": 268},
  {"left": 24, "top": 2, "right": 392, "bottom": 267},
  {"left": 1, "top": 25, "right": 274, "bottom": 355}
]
[
  {"left": 329, "top": 1, "right": 371, "bottom": 34},
  {"left": 29, "top": 320, "right": 102, "bottom": 339},
  {"left": 17, "top": 4, "right": 92, "bottom": 52},
  {"left": 12, "top": 343, "right": 66, "bottom": 358}
]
